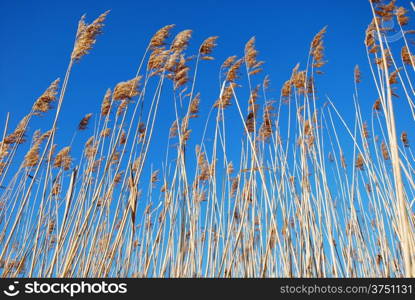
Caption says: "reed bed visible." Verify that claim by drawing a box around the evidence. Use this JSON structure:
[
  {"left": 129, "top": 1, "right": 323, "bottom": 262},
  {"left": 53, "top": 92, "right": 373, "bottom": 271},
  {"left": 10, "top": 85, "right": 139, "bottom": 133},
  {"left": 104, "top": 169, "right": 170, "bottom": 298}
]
[{"left": 1, "top": 0, "right": 415, "bottom": 278}]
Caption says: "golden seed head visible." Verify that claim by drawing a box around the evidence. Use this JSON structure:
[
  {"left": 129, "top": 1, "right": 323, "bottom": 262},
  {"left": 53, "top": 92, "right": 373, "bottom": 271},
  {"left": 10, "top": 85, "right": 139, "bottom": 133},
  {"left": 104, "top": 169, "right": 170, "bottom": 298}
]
[
  {"left": 132, "top": 155, "right": 143, "bottom": 172},
  {"left": 52, "top": 182, "right": 61, "bottom": 196},
  {"left": 84, "top": 137, "right": 97, "bottom": 159},
  {"left": 389, "top": 68, "right": 400, "bottom": 84},
  {"left": 281, "top": 79, "right": 292, "bottom": 101},
  {"left": 244, "top": 37, "right": 264, "bottom": 75},
  {"left": 149, "top": 24, "right": 175, "bottom": 49},
  {"left": 151, "top": 170, "right": 159, "bottom": 185},
  {"left": 259, "top": 107, "right": 274, "bottom": 142},
  {"left": 0, "top": 142, "right": 9, "bottom": 160},
  {"left": 147, "top": 47, "right": 170, "bottom": 73},
  {"left": 221, "top": 56, "right": 237, "bottom": 69},
  {"left": 39, "top": 129, "right": 53, "bottom": 143},
  {"left": 373, "top": 98, "right": 382, "bottom": 111},
  {"left": 381, "top": 141, "right": 390, "bottom": 160},
  {"left": 214, "top": 83, "right": 236, "bottom": 109},
  {"left": 23, "top": 143, "right": 40, "bottom": 167},
  {"left": 100, "top": 128, "right": 111, "bottom": 137},
  {"left": 396, "top": 6, "right": 409, "bottom": 26},
  {"left": 173, "top": 60, "right": 190, "bottom": 90},
  {"left": 78, "top": 113, "right": 92, "bottom": 130},
  {"left": 101, "top": 88, "right": 112, "bottom": 116},
  {"left": 71, "top": 11, "right": 109, "bottom": 61},
  {"left": 245, "top": 111, "right": 256, "bottom": 133},
  {"left": 226, "top": 58, "right": 243, "bottom": 82},
  {"left": 355, "top": 153, "right": 364, "bottom": 170},
  {"left": 114, "top": 172, "right": 124, "bottom": 185},
  {"left": 4, "top": 115, "right": 31, "bottom": 145},
  {"left": 54, "top": 146, "right": 72, "bottom": 170},
  {"left": 32, "top": 78, "right": 60, "bottom": 113},
  {"left": 374, "top": 0, "right": 396, "bottom": 22},
  {"left": 402, "top": 46, "right": 414, "bottom": 66},
  {"left": 310, "top": 26, "right": 327, "bottom": 69},
  {"left": 113, "top": 76, "right": 141, "bottom": 101},
  {"left": 170, "top": 29, "right": 192, "bottom": 53},
  {"left": 117, "top": 99, "right": 129, "bottom": 116},
  {"left": 362, "top": 122, "right": 370, "bottom": 139},
  {"left": 199, "top": 36, "right": 218, "bottom": 56},
  {"left": 365, "top": 18, "right": 377, "bottom": 50},
  {"left": 189, "top": 93, "right": 200, "bottom": 116},
  {"left": 401, "top": 131, "right": 409, "bottom": 147},
  {"left": 169, "top": 120, "right": 178, "bottom": 138},
  {"left": 119, "top": 130, "right": 127, "bottom": 145},
  {"left": 263, "top": 75, "right": 270, "bottom": 90},
  {"left": 227, "top": 161, "right": 234, "bottom": 175}
]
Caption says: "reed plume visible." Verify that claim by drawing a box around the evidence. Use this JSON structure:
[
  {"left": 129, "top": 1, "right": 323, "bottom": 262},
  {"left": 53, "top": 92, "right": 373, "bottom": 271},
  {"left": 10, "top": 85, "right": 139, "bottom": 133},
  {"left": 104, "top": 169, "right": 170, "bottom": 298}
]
[
  {"left": 78, "top": 113, "right": 92, "bottom": 130},
  {"left": 113, "top": 77, "right": 141, "bottom": 100},
  {"left": 54, "top": 146, "right": 72, "bottom": 170},
  {"left": 149, "top": 24, "right": 175, "bottom": 49},
  {"left": 71, "top": 11, "right": 110, "bottom": 61},
  {"left": 32, "top": 79, "right": 60, "bottom": 113}
]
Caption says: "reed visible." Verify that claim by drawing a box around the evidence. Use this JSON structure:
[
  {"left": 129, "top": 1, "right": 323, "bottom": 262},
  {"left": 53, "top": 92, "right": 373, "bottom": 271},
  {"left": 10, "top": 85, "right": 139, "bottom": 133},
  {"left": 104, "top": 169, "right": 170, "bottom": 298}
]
[{"left": 1, "top": 0, "right": 415, "bottom": 278}]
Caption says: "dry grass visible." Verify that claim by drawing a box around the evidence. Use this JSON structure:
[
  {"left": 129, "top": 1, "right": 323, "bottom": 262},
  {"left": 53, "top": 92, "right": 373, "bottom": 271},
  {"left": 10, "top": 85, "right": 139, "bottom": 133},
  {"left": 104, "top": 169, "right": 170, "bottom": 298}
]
[{"left": 1, "top": 1, "right": 415, "bottom": 278}]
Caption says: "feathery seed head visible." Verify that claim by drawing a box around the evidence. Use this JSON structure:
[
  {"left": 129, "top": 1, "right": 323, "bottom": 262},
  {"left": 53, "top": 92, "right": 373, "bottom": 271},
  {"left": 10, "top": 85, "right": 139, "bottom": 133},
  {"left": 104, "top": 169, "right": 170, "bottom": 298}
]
[
  {"left": 401, "top": 131, "right": 409, "bottom": 147},
  {"left": 54, "top": 146, "right": 72, "bottom": 170},
  {"left": 226, "top": 58, "right": 244, "bottom": 82},
  {"left": 78, "top": 113, "right": 92, "bottom": 130},
  {"left": 71, "top": 11, "right": 109, "bottom": 61},
  {"left": 113, "top": 76, "right": 141, "bottom": 100},
  {"left": 200, "top": 36, "right": 218, "bottom": 56},
  {"left": 171, "top": 29, "right": 192, "bottom": 53},
  {"left": 32, "top": 78, "right": 60, "bottom": 113},
  {"left": 23, "top": 143, "right": 40, "bottom": 167},
  {"left": 396, "top": 6, "right": 409, "bottom": 26},
  {"left": 101, "top": 89, "right": 112, "bottom": 116},
  {"left": 150, "top": 24, "right": 175, "bottom": 49}
]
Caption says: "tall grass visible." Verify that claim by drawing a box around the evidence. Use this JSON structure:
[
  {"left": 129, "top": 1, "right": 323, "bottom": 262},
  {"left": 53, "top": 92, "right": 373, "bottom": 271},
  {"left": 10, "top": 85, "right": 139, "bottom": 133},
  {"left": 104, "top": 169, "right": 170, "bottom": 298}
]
[{"left": 1, "top": 0, "right": 415, "bottom": 278}]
